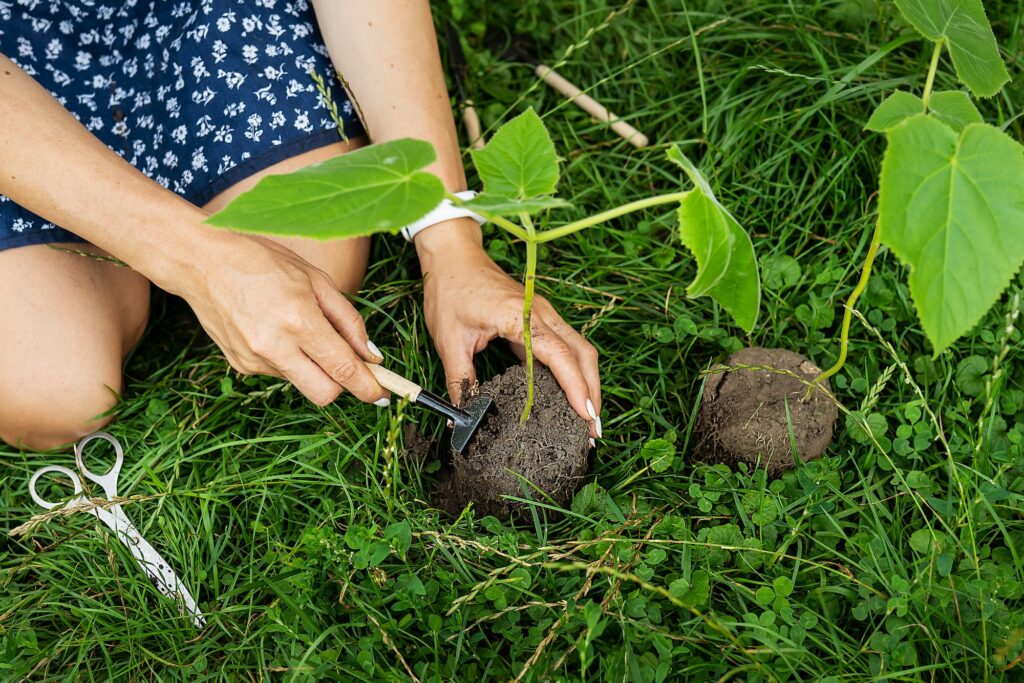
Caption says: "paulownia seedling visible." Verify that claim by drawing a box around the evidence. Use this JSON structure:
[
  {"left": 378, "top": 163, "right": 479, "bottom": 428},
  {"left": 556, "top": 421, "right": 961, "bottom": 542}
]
[
  {"left": 206, "top": 108, "right": 761, "bottom": 425},
  {"left": 810, "top": 0, "right": 1022, "bottom": 395}
]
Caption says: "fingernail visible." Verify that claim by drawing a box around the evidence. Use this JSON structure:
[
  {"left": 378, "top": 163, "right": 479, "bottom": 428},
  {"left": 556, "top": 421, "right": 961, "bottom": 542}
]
[
  {"left": 589, "top": 438, "right": 596, "bottom": 449},
  {"left": 374, "top": 397, "right": 390, "bottom": 407},
  {"left": 367, "top": 340, "right": 383, "bottom": 359},
  {"left": 447, "top": 420, "right": 454, "bottom": 429},
  {"left": 586, "top": 399, "right": 603, "bottom": 438}
]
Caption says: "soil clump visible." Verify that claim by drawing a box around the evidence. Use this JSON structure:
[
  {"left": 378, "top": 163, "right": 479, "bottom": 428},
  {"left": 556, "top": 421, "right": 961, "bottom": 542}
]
[
  {"left": 436, "top": 365, "right": 591, "bottom": 518},
  {"left": 695, "top": 347, "right": 838, "bottom": 476}
]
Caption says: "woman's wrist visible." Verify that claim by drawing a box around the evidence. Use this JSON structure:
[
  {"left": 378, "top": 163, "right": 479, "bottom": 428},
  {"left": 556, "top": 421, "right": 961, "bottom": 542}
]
[
  {"left": 124, "top": 204, "right": 231, "bottom": 296},
  {"left": 414, "top": 216, "right": 486, "bottom": 267}
]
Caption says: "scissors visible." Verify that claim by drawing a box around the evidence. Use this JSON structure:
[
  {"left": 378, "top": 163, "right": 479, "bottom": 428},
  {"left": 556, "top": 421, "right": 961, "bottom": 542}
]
[{"left": 28, "top": 432, "right": 205, "bottom": 628}]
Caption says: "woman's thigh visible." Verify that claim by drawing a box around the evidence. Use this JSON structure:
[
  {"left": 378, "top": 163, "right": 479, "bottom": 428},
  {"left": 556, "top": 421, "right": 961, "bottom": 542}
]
[
  {"left": 0, "top": 244, "right": 150, "bottom": 450},
  {"left": 202, "top": 138, "right": 372, "bottom": 295}
]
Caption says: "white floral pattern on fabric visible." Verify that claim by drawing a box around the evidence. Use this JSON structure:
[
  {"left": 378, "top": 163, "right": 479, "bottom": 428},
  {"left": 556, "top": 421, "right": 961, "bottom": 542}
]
[{"left": 0, "top": 0, "right": 364, "bottom": 250}]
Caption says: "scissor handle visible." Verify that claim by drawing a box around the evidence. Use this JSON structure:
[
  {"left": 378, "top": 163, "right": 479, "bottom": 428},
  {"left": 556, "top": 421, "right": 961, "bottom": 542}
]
[
  {"left": 74, "top": 431, "right": 124, "bottom": 496},
  {"left": 29, "top": 465, "right": 84, "bottom": 510}
]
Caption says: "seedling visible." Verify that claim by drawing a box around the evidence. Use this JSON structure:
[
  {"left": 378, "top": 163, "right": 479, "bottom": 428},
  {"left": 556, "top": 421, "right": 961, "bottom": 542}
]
[
  {"left": 206, "top": 108, "right": 761, "bottom": 424},
  {"left": 808, "top": 0, "right": 1022, "bottom": 395}
]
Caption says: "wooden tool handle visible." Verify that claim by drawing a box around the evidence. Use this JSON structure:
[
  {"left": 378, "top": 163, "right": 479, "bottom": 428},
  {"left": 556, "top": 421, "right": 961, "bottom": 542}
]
[
  {"left": 535, "top": 64, "right": 649, "bottom": 149},
  {"left": 463, "top": 101, "right": 485, "bottom": 150},
  {"left": 365, "top": 363, "right": 422, "bottom": 402}
]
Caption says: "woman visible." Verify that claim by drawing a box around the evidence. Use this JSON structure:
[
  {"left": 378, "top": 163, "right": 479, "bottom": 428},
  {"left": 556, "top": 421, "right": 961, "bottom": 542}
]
[{"left": 0, "top": 1, "right": 602, "bottom": 450}]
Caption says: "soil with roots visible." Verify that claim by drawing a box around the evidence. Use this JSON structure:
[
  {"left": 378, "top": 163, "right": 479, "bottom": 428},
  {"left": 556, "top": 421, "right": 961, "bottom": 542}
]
[
  {"left": 694, "top": 347, "right": 838, "bottom": 476},
  {"left": 435, "top": 365, "right": 591, "bottom": 519}
]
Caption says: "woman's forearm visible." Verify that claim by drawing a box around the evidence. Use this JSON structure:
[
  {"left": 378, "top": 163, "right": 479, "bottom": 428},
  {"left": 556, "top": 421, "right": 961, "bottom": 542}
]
[
  {"left": 312, "top": 0, "right": 484, "bottom": 255},
  {"left": 0, "top": 54, "right": 220, "bottom": 291}
]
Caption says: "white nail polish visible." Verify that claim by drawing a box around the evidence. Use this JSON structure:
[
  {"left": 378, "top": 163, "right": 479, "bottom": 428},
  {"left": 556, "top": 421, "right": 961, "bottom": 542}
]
[
  {"left": 586, "top": 399, "right": 602, "bottom": 438},
  {"left": 589, "top": 438, "right": 596, "bottom": 449},
  {"left": 367, "top": 340, "right": 383, "bottom": 358},
  {"left": 374, "top": 397, "right": 390, "bottom": 407}
]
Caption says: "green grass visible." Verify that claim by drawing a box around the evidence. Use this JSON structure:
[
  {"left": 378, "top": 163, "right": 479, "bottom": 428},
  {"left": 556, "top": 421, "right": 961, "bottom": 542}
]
[{"left": 4, "top": 1, "right": 1024, "bottom": 680}]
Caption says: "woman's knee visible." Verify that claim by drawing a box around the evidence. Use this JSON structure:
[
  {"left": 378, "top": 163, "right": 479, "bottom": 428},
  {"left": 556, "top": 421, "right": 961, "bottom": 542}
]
[
  {"left": 321, "top": 235, "right": 371, "bottom": 295},
  {"left": 201, "top": 139, "right": 373, "bottom": 295},
  {"left": 0, "top": 243, "right": 144, "bottom": 451},
  {"left": 0, "top": 372, "right": 120, "bottom": 451}
]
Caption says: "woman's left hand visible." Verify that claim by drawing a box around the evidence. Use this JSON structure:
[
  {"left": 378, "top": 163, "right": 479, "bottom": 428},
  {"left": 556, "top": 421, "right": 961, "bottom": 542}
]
[{"left": 419, "top": 228, "right": 602, "bottom": 439}]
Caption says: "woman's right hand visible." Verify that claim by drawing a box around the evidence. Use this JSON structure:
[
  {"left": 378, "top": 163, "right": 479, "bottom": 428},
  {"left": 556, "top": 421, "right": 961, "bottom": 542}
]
[{"left": 170, "top": 233, "right": 389, "bottom": 407}]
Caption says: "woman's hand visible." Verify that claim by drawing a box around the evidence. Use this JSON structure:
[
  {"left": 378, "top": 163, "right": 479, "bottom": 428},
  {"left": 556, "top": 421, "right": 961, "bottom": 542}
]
[
  {"left": 314, "top": 4, "right": 602, "bottom": 431},
  {"left": 171, "top": 232, "right": 389, "bottom": 407},
  {"left": 419, "top": 223, "right": 602, "bottom": 438}
]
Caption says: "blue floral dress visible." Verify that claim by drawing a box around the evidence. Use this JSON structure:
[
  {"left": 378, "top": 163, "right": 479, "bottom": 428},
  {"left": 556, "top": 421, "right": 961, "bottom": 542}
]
[{"left": 0, "top": 0, "right": 365, "bottom": 251}]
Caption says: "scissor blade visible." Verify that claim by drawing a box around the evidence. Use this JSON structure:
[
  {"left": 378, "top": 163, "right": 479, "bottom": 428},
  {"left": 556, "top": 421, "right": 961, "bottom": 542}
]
[
  {"left": 132, "top": 532, "right": 206, "bottom": 628},
  {"left": 107, "top": 510, "right": 206, "bottom": 628}
]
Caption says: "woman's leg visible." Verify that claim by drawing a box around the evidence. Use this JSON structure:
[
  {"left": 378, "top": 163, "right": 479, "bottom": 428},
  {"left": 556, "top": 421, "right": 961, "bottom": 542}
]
[
  {"left": 0, "top": 244, "right": 149, "bottom": 450},
  {"left": 202, "top": 138, "right": 372, "bottom": 295}
]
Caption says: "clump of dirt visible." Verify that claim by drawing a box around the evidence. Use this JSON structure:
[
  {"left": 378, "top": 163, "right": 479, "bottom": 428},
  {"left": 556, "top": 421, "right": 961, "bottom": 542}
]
[
  {"left": 694, "top": 347, "right": 838, "bottom": 476},
  {"left": 435, "top": 365, "right": 591, "bottom": 519},
  {"left": 402, "top": 423, "right": 436, "bottom": 465}
]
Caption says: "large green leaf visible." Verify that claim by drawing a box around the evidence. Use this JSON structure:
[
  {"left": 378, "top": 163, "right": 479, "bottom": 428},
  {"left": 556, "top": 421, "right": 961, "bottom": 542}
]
[
  {"left": 894, "top": 0, "right": 1009, "bottom": 97},
  {"left": 865, "top": 91, "right": 924, "bottom": 132},
  {"left": 668, "top": 146, "right": 761, "bottom": 333},
  {"left": 928, "top": 90, "right": 983, "bottom": 132},
  {"left": 878, "top": 115, "right": 1024, "bottom": 353},
  {"left": 471, "top": 108, "right": 559, "bottom": 199},
  {"left": 206, "top": 138, "right": 444, "bottom": 239}
]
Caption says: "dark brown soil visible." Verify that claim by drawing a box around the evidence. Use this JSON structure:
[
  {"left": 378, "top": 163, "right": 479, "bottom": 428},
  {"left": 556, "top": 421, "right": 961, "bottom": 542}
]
[
  {"left": 435, "top": 365, "right": 591, "bottom": 519},
  {"left": 694, "top": 347, "right": 838, "bottom": 476}
]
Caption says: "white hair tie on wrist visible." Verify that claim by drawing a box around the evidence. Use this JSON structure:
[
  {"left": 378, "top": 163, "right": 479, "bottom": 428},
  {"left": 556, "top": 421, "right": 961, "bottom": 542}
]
[{"left": 400, "top": 190, "right": 485, "bottom": 242}]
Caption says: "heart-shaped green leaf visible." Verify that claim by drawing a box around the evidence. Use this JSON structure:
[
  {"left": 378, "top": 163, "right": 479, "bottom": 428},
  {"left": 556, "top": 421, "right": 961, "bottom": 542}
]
[
  {"left": 865, "top": 91, "right": 924, "bottom": 132},
  {"left": 206, "top": 138, "right": 444, "bottom": 239},
  {"left": 928, "top": 90, "right": 983, "bottom": 132},
  {"left": 668, "top": 146, "right": 761, "bottom": 333},
  {"left": 471, "top": 108, "right": 559, "bottom": 199},
  {"left": 879, "top": 115, "right": 1024, "bottom": 353},
  {"left": 867, "top": 90, "right": 984, "bottom": 134},
  {"left": 894, "top": 0, "right": 1009, "bottom": 97}
]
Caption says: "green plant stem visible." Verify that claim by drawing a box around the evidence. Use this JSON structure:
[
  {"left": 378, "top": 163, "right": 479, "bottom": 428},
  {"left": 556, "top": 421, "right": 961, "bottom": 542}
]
[
  {"left": 807, "top": 222, "right": 882, "bottom": 397},
  {"left": 520, "top": 214, "right": 538, "bottom": 425},
  {"left": 808, "top": 39, "right": 944, "bottom": 399},
  {"left": 445, "top": 192, "right": 530, "bottom": 241},
  {"left": 536, "top": 191, "right": 691, "bottom": 243},
  {"left": 921, "top": 39, "right": 944, "bottom": 109},
  {"left": 489, "top": 215, "right": 529, "bottom": 242},
  {"left": 450, "top": 191, "right": 691, "bottom": 245}
]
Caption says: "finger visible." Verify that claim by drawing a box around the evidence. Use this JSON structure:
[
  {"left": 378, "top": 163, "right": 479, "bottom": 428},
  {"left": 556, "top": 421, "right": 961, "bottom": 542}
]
[
  {"left": 527, "top": 319, "right": 596, "bottom": 431},
  {"left": 301, "top": 316, "right": 389, "bottom": 404},
  {"left": 217, "top": 335, "right": 276, "bottom": 377},
  {"left": 440, "top": 341, "right": 477, "bottom": 407},
  {"left": 202, "top": 328, "right": 273, "bottom": 376},
  {"left": 542, "top": 313, "right": 602, "bottom": 414},
  {"left": 230, "top": 356, "right": 277, "bottom": 377},
  {"left": 509, "top": 341, "right": 527, "bottom": 362},
  {"left": 273, "top": 350, "right": 344, "bottom": 407},
  {"left": 311, "top": 274, "right": 383, "bottom": 363}
]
